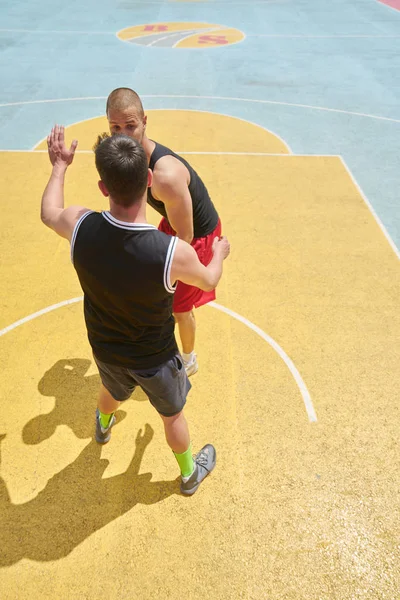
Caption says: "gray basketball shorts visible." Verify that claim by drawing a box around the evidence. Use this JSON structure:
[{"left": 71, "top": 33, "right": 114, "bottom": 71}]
[{"left": 93, "top": 353, "right": 191, "bottom": 417}]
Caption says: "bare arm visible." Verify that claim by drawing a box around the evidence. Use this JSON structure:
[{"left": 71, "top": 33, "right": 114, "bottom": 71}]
[
  {"left": 41, "top": 125, "right": 89, "bottom": 241},
  {"left": 170, "top": 236, "right": 230, "bottom": 292},
  {"left": 152, "top": 160, "right": 194, "bottom": 244}
]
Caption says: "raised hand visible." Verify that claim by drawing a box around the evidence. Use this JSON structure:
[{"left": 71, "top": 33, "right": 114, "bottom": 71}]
[{"left": 47, "top": 124, "right": 78, "bottom": 168}]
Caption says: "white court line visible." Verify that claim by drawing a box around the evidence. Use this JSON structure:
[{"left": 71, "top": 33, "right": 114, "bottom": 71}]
[
  {"left": 0, "top": 96, "right": 106, "bottom": 108},
  {"left": 144, "top": 107, "right": 292, "bottom": 152},
  {"left": 0, "top": 94, "right": 399, "bottom": 124},
  {"left": 247, "top": 34, "right": 400, "bottom": 38},
  {"left": 2, "top": 146, "right": 398, "bottom": 259},
  {"left": 117, "top": 27, "right": 215, "bottom": 45},
  {"left": 339, "top": 156, "right": 400, "bottom": 261},
  {"left": 30, "top": 113, "right": 109, "bottom": 150},
  {"left": 0, "top": 297, "right": 317, "bottom": 423},
  {"left": 29, "top": 107, "right": 293, "bottom": 154},
  {"left": 2, "top": 147, "right": 398, "bottom": 257},
  {"left": 1, "top": 29, "right": 398, "bottom": 39},
  {"left": 141, "top": 29, "right": 219, "bottom": 47},
  {"left": 0, "top": 149, "right": 338, "bottom": 156},
  {"left": 172, "top": 28, "right": 220, "bottom": 48},
  {"left": 147, "top": 32, "right": 194, "bottom": 47},
  {"left": 0, "top": 28, "right": 114, "bottom": 35},
  {"left": 115, "top": 22, "right": 224, "bottom": 45},
  {"left": 210, "top": 302, "right": 317, "bottom": 423},
  {"left": 143, "top": 95, "right": 400, "bottom": 124},
  {"left": 0, "top": 297, "right": 83, "bottom": 337}
]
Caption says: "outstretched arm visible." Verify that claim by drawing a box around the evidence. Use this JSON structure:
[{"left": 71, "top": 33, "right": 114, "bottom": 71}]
[{"left": 41, "top": 125, "right": 89, "bottom": 241}]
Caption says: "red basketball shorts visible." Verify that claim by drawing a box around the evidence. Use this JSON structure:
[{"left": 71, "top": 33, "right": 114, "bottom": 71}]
[{"left": 158, "top": 218, "right": 222, "bottom": 313}]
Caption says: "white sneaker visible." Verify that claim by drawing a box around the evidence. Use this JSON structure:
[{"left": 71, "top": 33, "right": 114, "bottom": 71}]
[{"left": 184, "top": 355, "right": 198, "bottom": 377}]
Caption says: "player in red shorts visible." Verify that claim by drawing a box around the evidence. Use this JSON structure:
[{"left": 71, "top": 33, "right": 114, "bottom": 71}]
[{"left": 106, "top": 88, "right": 222, "bottom": 376}]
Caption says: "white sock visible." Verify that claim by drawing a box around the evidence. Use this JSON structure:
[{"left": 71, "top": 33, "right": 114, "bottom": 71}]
[{"left": 182, "top": 351, "right": 195, "bottom": 364}]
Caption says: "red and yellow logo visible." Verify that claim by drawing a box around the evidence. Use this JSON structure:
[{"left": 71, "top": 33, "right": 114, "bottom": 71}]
[{"left": 117, "top": 22, "right": 244, "bottom": 48}]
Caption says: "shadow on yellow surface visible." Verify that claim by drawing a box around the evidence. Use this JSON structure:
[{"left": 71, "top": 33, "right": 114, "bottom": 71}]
[
  {"left": 1, "top": 407, "right": 178, "bottom": 566},
  {"left": 22, "top": 358, "right": 147, "bottom": 445}
]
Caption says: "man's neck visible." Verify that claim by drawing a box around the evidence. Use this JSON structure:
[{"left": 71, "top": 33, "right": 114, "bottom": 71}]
[
  {"left": 141, "top": 135, "right": 156, "bottom": 163},
  {"left": 109, "top": 197, "right": 148, "bottom": 224}
]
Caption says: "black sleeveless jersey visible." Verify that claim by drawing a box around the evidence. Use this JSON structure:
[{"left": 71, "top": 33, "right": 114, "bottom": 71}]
[
  {"left": 71, "top": 210, "right": 178, "bottom": 369},
  {"left": 147, "top": 142, "right": 219, "bottom": 238}
]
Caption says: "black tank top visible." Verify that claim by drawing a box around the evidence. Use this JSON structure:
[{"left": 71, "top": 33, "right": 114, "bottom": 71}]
[
  {"left": 71, "top": 210, "right": 178, "bottom": 369},
  {"left": 147, "top": 142, "right": 219, "bottom": 238}
]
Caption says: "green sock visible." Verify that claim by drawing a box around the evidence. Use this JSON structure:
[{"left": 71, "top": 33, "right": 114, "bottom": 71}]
[
  {"left": 99, "top": 410, "right": 114, "bottom": 429},
  {"left": 174, "top": 444, "right": 194, "bottom": 478}
]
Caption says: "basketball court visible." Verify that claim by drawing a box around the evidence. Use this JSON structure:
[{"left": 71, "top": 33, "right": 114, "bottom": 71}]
[{"left": 0, "top": 1, "right": 399, "bottom": 598}]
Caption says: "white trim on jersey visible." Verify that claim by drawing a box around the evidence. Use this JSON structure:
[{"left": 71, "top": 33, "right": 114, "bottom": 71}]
[
  {"left": 102, "top": 211, "right": 157, "bottom": 231},
  {"left": 70, "top": 210, "right": 95, "bottom": 264},
  {"left": 164, "top": 237, "right": 178, "bottom": 294}
]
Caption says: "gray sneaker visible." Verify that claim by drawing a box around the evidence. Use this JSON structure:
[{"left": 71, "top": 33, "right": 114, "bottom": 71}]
[
  {"left": 180, "top": 444, "right": 216, "bottom": 496},
  {"left": 95, "top": 409, "right": 116, "bottom": 444}
]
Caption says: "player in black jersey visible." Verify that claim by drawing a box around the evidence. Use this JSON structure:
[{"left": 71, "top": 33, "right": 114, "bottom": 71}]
[
  {"left": 40, "top": 125, "right": 230, "bottom": 496},
  {"left": 106, "top": 88, "right": 222, "bottom": 377}
]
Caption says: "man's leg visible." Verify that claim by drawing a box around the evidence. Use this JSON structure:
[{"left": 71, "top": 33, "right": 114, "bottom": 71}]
[
  {"left": 96, "top": 384, "right": 121, "bottom": 444},
  {"left": 160, "top": 410, "right": 216, "bottom": 495},
  {"left": 173, "top": 310, "right": 198, "bottom": 376},
  {"left": 135, "top": 357, "right": 216, "bottom": 495},
  {"left": 93, "top": 357, "right": 135, "bottom": 443},
  {"left": 160, "top": 410, "right": 190, "bottom": 454},
  {"left": 160, "top": 410, "right": 194, "bottom": 477},
  {"left": 174, "top": 310, "right": 196, "bottom": 355}
]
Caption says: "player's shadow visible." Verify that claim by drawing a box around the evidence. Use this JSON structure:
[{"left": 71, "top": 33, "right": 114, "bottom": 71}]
[
  {"left": 0, "top": 358, "right": 179, "bottom": 565},
  {"left": 22, "top": 358, "right": 146, "bottom": 445},
  {"left": 0, "top": 426, "right": 179, "bottom": 566}
]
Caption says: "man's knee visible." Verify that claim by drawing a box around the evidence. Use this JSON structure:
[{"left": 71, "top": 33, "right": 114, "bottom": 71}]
[{"left": 159, "top": 410, "right": 184, "bottom": 425}]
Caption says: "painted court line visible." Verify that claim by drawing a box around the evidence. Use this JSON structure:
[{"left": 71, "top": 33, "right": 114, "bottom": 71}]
[
  {"left": 1, "top": 29, "right": 398, "bottom": 39},
  {"left": 148, "top": 32, "right": 196, "bottom": 47},
  {"left": 154, "top": 108, "right": 291, "bottom": 152},
  {"left": 144, "top": 95, "right": 400, "bottom": 124},
  {"left": 28, "top": 108, "right": 292, "bottom": 153},
  {"left": 172, "top": 29, "right": 218, "bottom": 48},
  {"left": 0, "top": 94, "right": 399, "bottom": 124},
  {"left": 340, "top": 156, "right": 400, "bottom": 261},
  {"left": 0, "top": 28, "right": 114, "bottom": 35},
  {"left": 0, "top": 149, "right": 340, "bottom": 157},
  {"left": 0, "top": 297, "right": 83, "bottom": 337},
  {"left": 248, "top": 34, "right": 400, "bottom": 38},
  {"left": 209, "top": 302, "right": 317, "bottom": 423},
  {"left": 1, "top": 146, "right": 397, "bottom": 260},
  {"left": 0, "top": 297, "right": 317, "bottom": 423}
]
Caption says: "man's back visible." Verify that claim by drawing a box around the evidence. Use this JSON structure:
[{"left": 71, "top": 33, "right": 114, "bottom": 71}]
[{"left": 72, "top": 210, "right": 178, "bottom": 369}]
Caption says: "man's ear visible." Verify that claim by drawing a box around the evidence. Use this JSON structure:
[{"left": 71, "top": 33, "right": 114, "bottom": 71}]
[
  {"left": 143, "top": 114, "right": 147, "bottom": 129},
  {"left": 98, "top": 180, "right": 109, "bottom": 197},
  {"left": 147, "top": 168, "right": 153, "bottom": 188}
]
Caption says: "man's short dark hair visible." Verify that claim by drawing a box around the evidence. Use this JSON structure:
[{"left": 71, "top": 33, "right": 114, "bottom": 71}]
[
  {"left": 94, "top": 133, "right": 148, "bottom": 207},
  {"left": 106, "top": 87, "right": 144, "bottom": 117}
]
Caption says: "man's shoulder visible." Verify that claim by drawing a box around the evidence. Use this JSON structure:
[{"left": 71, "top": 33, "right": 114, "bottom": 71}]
[{"left": 152, "top": 154, "right": 189, "bottom": 188}]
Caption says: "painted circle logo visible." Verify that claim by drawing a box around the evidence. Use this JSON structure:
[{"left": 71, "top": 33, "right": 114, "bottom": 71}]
[{"left": 117, "top": 22, "right": 244, "bottom": 48}]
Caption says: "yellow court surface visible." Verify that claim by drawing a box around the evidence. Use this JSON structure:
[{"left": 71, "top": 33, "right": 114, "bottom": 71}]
[
  {"left": 116, "top": 22, "right": 245, "bottom": 47},
  {"left": 1, "top": 111, "right": 399, "bottom": 598}
]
